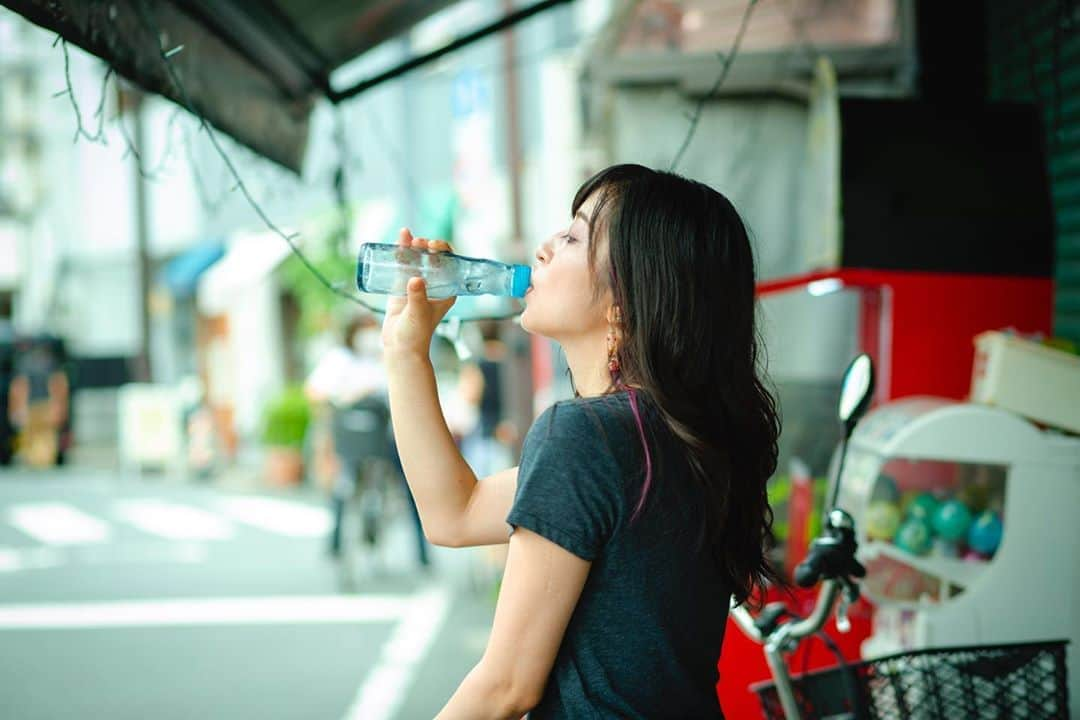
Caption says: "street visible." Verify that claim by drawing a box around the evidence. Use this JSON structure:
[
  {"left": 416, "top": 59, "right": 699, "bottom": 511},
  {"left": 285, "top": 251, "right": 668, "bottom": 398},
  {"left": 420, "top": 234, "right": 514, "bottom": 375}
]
[{"left": 0, "top": 468, "right": 497, "bottom": 720}]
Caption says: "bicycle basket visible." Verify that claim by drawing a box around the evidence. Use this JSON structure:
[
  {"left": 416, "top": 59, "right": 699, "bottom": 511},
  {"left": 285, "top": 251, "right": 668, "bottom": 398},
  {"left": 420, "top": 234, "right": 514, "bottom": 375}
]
[{"left": 751, "top": 640, "right": 1069, "bottom": 720}]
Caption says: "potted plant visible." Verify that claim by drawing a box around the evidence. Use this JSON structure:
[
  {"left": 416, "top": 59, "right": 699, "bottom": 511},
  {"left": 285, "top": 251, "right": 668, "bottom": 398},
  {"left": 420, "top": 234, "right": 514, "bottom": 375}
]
[{"left": 261, "top": 385, "right": 311, "bottom": 486}]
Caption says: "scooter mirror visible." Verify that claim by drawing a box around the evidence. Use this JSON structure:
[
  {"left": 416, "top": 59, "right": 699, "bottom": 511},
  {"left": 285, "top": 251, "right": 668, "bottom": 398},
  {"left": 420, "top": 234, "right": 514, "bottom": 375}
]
[
  {"left": 825, "top": 353, "right": 876, "bottom": 517},
  {"left": 838, "top": 353, "right": 875, "bottom": 430}
]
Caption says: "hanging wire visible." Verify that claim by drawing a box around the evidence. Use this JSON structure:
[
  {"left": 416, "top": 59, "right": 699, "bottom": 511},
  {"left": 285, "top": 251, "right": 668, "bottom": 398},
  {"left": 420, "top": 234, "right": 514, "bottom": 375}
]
[
  {"left": 54, "top": 38, "right": 113, "bottom": 145},
  {"left": 126, "top": 0, "right": 375, "bottom": 310},
  {"left": 182, "top": 120, "right": 230, "bottom": 218},
  {"left": 115, "top": 104, "right": 185, "bottom": 180},
  {"left": 122, "top": 0, "right": 534, "bottom": 318},
  {"left": 55, "top": 38, "right": 188, "bottom": 183},
  {"left": 46, "top": 4, "right": 634, "bottom": 320},
  {"left": 669, "top": 0, "right": 760, "bottom": 172}
]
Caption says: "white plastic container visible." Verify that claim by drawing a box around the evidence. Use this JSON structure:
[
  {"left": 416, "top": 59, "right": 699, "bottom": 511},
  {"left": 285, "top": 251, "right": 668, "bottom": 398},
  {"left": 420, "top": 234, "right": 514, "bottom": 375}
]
[{"left": 970, "top": 330, "right": 1080, "bottom": 434}]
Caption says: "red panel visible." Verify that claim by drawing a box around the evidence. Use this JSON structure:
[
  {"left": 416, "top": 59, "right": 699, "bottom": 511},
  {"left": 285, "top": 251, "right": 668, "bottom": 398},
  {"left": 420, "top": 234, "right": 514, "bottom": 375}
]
[
  {"left": 757, "top": 269, "right": 1054, "bottom": 402},
  {"left": 880, "top": 272, "right": 1052, "bottom": 400}
]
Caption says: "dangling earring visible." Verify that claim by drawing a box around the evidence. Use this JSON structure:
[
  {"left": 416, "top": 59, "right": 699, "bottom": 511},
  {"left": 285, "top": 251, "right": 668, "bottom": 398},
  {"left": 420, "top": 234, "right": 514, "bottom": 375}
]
[
  {"left": 607, "top": 305, "right": 622, "bottom": 378},
  {"left": 607, "top": 327, "right": 621, "bottom": 376}
]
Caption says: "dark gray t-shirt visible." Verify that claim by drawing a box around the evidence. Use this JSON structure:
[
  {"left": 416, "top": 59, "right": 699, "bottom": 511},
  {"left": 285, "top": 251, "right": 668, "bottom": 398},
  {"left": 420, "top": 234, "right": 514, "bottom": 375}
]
[{"left": 507, "top": 391, "right": 731, "bottom": 719}]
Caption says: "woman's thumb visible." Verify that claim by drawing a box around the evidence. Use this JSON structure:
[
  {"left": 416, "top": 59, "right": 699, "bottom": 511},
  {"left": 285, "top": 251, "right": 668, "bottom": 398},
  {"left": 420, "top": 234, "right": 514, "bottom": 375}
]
[{"left": 406, "top": 276, "right": 427, "bottom": 305}]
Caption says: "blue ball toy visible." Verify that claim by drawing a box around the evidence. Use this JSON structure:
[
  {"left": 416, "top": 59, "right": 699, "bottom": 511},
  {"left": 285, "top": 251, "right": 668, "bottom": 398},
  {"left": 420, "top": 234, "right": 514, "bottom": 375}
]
[{"left": 967, "top": 510, "right": 1004, "bottom": 557}]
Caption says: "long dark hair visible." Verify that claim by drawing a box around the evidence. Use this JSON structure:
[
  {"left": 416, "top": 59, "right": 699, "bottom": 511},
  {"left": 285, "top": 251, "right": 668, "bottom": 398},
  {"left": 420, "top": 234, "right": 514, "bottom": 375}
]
[{"left": 573, "top": 163, "right": 783, "bottom": 606}]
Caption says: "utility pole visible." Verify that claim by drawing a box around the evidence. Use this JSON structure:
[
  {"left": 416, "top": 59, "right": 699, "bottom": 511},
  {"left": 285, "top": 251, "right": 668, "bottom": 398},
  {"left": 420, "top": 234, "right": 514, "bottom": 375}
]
[
  {"left": 502, "top": 0, "right": 533, "bottom": 455},
  {"left": 125, "top": 88, "right": 153, "bottom": 383}
]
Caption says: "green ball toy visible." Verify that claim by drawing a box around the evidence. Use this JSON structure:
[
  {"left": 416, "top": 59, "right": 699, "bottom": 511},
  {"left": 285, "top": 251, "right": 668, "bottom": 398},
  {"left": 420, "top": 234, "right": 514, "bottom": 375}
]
[
  {"left": 906, "top": 492, "right": 940, "bottom": 521},
  {"left": 932, "top": 499, "right": 973, "bottom": 542},
  {"left": 895, "top": 517, "right": 934, "bottom": 556}
]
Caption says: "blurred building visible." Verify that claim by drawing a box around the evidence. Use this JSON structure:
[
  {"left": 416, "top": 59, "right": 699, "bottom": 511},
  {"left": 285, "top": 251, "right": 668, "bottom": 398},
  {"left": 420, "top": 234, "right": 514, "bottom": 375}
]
[{"left": 0, "top": 0, "right": 620, "bottom": 467}]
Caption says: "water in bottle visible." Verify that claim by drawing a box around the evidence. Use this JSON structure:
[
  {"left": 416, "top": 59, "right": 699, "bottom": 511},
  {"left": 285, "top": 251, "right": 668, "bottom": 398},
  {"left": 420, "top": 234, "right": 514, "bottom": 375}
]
[{"left": 355, "top": 243, "right": 531, "bottom": 299}]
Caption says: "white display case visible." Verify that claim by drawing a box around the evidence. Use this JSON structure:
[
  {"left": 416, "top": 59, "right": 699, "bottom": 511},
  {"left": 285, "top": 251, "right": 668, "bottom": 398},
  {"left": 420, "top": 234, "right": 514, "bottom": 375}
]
[{"left": 834, "top": 397, "right": 1080, "bottom": 718}]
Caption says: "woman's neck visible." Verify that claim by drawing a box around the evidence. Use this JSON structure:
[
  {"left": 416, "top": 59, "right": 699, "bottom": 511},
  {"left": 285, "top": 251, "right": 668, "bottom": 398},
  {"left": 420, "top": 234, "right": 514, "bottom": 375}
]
[{"left": 560, "top": 333, "right": 614, "bottom": 398}]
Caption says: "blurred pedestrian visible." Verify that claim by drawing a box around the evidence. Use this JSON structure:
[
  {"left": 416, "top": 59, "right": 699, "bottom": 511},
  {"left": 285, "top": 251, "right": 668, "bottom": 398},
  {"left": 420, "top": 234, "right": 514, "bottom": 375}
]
[
  {"left": 306, "top": 315, "right": 428, "bottom": 566},
  {"left": 8, "top": 334, "right": 68, "bottom": 468},
  {"left": 458, "top": 320, "right": 516, "bottom": 478}
]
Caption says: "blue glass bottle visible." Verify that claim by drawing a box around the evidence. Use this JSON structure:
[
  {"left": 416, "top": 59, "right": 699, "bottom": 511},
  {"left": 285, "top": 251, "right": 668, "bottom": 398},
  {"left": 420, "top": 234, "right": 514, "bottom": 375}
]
[{"left": 355, "top": 243, "right": 531, "bottom": 299}]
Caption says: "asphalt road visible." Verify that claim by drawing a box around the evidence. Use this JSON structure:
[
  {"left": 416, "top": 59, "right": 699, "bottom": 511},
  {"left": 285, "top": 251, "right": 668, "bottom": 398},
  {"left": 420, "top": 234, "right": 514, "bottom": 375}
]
[{"left": 0, "top": 468, "right": 498, "bottom": 720}]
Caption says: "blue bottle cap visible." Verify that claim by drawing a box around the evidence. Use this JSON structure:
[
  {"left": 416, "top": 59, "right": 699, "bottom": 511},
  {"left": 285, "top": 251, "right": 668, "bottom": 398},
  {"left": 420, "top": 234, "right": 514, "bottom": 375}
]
[{"left": 510, "top": 264, "right": 531, "bottom": 298}]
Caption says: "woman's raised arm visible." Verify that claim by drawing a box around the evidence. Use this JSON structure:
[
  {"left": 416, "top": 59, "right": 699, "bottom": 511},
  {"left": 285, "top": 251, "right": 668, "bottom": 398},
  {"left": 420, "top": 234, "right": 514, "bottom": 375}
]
[{"left": 382, "top": 229, "right": 517, "bottom": 547}]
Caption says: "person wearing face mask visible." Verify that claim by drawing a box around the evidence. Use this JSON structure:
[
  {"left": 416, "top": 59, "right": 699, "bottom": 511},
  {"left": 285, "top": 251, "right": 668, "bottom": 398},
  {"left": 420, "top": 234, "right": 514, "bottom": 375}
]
[{"left": 305, "top": 315, "right": 427, "bottom": 565}]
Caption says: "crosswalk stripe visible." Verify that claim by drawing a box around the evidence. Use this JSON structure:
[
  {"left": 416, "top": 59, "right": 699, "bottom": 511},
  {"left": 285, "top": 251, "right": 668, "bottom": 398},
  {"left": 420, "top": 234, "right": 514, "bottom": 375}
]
[
  {"left": 0, "top": 595, "right": 408, "bottom": 629},
  {"left": 342, "top": 587, "right": 451, "bottom": 720},
  {"left": 0, "top": 546, "right": 65, "bottom": 572},
  {"left": 216, "top": 496, "right": 332, "bottom": 537},
  {"left": 7, "top": 503, "right": 111, "bottom": 545},
  {"left": 113, "top": 500, "right": 235, "bottom": 541}
]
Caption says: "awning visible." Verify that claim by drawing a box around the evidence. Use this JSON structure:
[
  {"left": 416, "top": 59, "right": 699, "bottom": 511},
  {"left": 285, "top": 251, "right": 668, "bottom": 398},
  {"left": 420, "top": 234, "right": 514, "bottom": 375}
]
[
  {"left": 197, "top": 230, "right": 293, "bottom": 315},
  {"left": 1, "top": 0, "right": 571, "bottom": 173},
  {"left": 159, "top": 239, "right": 225, "bottom": 298}
]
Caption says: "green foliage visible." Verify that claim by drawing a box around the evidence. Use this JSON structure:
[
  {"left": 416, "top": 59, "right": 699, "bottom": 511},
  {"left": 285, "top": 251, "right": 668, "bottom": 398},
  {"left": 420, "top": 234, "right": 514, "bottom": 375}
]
[
  {"left": 278, "top": 244, "right": 355, "bottom": 337},
  {"left": 767, "top": 474, "right": 829, "bottom": 542},
  {"left": 261, "top": 385, "right": 311, "bottom": 448}
]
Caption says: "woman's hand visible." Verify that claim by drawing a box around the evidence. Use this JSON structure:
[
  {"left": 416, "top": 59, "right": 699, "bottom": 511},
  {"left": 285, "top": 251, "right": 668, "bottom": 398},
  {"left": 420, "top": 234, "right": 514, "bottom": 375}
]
[{"left": 381, "top": 228, "right": 457, "bottom": 358}]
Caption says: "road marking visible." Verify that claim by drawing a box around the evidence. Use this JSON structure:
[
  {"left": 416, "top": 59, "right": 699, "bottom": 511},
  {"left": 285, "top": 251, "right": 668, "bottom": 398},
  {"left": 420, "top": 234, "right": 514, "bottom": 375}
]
[
  {"left": 0, "top": 595, "right": 408, "bottom": 629},
  {"left": 114, "top": 499, "right": 235, "bottom": 541},
  {"left": 216, "top": 496, "right": 332, "bottom": 537},
  {"left": 0, "top": 546, "right": 65, "bottom": 572},
  {"left": 7, "top": 503, "right": 111, "bottom": 545},
  {"left": 342, "top": 586, "right": 452, "bottom": 720}
]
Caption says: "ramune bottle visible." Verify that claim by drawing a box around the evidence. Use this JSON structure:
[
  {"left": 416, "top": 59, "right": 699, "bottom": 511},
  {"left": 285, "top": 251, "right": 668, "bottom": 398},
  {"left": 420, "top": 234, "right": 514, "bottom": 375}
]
[{"left": 355, "top": 243, "right": 531, "bottom": 299}]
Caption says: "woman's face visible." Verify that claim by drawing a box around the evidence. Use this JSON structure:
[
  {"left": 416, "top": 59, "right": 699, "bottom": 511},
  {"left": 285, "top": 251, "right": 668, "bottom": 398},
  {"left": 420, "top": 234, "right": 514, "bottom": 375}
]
[{"left": 520, "top": 193, "right": 612, "bottom": 342}]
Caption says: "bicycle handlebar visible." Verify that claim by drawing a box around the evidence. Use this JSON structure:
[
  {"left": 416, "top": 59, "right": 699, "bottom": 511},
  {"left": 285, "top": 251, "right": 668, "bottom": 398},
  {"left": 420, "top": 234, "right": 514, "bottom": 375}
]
[
  {"left": 731, "top": 509, "right": 865, "bottom": 650},
  {"left": 793, "top": 509, "right": 866, "bottom": 589}
]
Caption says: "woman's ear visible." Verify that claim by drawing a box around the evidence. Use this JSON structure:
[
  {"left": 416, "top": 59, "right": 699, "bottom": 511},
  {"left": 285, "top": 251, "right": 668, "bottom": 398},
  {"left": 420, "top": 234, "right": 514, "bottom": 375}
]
[{"left": 606, "top": 304, "right": 622, "bottom": 326}]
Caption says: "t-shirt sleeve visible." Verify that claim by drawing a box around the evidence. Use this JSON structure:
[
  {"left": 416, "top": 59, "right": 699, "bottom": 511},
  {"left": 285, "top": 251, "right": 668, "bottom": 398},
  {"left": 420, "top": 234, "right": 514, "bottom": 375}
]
[{"left": 506, "top": 402, "right": 624, "bottom": 561}]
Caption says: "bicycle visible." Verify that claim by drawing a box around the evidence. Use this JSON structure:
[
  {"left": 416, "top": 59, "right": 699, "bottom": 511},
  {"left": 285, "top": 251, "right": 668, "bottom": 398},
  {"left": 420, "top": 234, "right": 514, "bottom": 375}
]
[{"left": 328, "top": 397, "right": 429, "bottom": 587}]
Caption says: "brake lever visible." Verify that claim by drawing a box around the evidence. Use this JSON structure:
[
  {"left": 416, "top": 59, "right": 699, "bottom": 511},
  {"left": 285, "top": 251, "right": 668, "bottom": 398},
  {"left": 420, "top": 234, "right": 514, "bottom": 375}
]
[
  {"left": 835, "top": 595, "right": 851, "bottom": 633},
  {"left": 834, "top": 576, "right": 860, "bottom": 634}
]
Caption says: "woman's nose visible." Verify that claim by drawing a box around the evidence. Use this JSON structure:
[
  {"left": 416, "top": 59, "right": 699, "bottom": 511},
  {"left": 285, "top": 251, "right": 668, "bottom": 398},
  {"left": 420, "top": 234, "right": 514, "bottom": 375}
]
[{"left": 535, "top": 240, "right": 552, "bottom": 265}]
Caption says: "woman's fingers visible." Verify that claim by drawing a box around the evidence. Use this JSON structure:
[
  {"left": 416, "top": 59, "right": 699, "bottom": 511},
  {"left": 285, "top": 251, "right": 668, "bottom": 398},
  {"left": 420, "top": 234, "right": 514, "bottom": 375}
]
[{"left": 399, "top": 227, "right": 452, "bottom": 255}]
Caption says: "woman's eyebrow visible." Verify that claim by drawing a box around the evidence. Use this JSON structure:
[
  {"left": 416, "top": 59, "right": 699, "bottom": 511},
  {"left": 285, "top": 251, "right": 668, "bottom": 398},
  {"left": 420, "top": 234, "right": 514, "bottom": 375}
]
[{"left": 574, "top": 211, "right": 589, "bottom": 223}]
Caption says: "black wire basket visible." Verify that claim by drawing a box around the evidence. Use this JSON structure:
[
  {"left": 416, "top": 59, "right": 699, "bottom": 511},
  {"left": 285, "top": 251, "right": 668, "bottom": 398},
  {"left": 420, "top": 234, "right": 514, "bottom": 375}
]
[{"left": 751, "top": 640, "right": 1069, "bottom": 720}]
